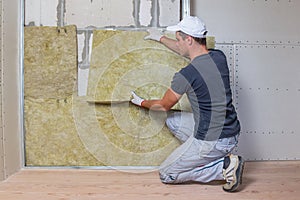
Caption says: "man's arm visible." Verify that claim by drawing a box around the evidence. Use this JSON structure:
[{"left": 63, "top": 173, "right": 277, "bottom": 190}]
[
  {"left": 131, "top": 88, "right": 182, "bottom": 111},
  {"left": 144, "top": 29, "right": 180, "bottom": 54},
  {"left": 159, "top": 36, "right": 180, "bottom": 54}
]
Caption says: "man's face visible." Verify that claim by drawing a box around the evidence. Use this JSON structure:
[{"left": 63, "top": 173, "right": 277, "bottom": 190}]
[{"left": 175, "top": 32, "right": 189, "bottom": 57}]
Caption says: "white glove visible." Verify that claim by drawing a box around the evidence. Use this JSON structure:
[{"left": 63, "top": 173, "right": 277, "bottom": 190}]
[
  {"left": 131, "top": 91, "right": 145, "bottom": 106},
  {"left": 144, "top": 28, "right": 163, "bottom": 42}
]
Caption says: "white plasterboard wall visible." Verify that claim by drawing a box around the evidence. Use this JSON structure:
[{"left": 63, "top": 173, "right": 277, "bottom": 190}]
[
  {"left": 0, "top": 0, "right": 23, "bottom": 181},
  {"left": 191, "top": 0, "right": 300, "bottom": 44},
  {"left": 0, "top": 0, "right": 3, "bottom": 181},
  {"left": 192, "top": 0, "right": 300, "bottom": 160}
]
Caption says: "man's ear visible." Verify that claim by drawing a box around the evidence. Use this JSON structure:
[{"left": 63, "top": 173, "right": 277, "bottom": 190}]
[{"left": 187, "top": 35, "right": 193, "bottom": 45}]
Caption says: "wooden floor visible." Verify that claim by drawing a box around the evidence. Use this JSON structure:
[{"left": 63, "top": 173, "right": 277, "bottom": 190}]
[{"left": 0, "top": 161, "right": 299, "bottom": 200}]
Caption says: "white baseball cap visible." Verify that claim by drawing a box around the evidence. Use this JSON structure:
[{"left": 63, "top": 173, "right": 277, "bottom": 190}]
[{"left": 167, "top": 16, "right": 207, "bottom": 38}]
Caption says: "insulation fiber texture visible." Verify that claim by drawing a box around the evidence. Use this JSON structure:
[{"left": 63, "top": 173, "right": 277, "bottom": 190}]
[
  {"left": 24, "top": 29, "right": 214, "bottom": 166},
  {"left": 24, "top": 26, "right": 77, "bottom": 99},
  {"left": 24, "top": 26, "right": 103, "bottom": 166},
  {"left": 87, "top": 30, "right": 194, "bottom": 110}
]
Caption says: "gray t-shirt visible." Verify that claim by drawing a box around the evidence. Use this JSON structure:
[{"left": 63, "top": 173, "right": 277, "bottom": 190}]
[{"left": 171, "top": 49, "right": 240, "bottom": 140}]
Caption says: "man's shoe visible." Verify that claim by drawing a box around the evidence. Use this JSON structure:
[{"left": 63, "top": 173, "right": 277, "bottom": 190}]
[{"left": 222, "top": 154, "right": 244, "bottom": 192}]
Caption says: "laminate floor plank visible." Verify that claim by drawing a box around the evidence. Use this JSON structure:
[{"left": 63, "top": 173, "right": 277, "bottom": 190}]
[{"left": 0, "top": 161, "right": 299, "bottom": 200}]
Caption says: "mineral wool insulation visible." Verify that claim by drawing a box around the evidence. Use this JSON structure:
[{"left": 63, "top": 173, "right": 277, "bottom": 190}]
[
  {"left": 24, "top": 26, "right": 102, "bottom": 166},
  {"left": 24, "top": 27, "right": 215, "bottom": 166}
]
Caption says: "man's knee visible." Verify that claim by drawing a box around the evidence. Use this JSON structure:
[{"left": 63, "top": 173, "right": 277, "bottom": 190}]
[{"left": 166, "top": 114, "right": 179, "bottom": 133}]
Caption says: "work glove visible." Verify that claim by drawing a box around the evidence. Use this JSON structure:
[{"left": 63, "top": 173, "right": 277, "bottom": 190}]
[
  {"left": 144, "top": 28, "right": 164, "bottom": 42},
  {"left": 131, "top": 91, "right": 144, "bottom": 106}
]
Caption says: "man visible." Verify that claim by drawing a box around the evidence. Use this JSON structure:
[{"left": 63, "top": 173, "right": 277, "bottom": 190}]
[{"left": 131, "top": 16, "right": 244, "bottom": 192}]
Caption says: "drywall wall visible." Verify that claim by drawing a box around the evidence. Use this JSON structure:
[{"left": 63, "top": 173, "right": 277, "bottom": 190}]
[
  {"left": 191, "top": 0, "right": 300, "bottom": 44},
  {"left": 0, "top": 0, "right": 23, "bottom": 181},
  {"left": 192, "top": 0, "right": 300, "bottom": 160},
  {"left": 0, "top": 0, "right": 4, "bottom": 181}
]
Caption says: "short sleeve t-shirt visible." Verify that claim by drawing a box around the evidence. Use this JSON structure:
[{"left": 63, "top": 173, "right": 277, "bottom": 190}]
[{"left": 171, "top": 49, "right": 240, "bottom": 140}]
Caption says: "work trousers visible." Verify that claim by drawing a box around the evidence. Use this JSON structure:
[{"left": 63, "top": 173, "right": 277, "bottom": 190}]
[{"left": 159, "top": 111, "right": 239, "bottom": 184}]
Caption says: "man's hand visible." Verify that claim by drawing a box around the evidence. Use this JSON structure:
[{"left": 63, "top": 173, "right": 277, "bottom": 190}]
[
  {"left": 131, "top": 91, "right": 145, "bottom": 106},
  {"left": 144, "top": 28, "right": 164, "bottom": 42}
]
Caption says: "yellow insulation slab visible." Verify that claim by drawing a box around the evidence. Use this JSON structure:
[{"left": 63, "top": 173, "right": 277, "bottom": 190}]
[
  {"left": 25, "top": 97, "right": 103, "bottom": 166},
  {"left": 24, "top": 26, "right": 77, "bottom": 99},
  {"left": 24, "top": 26, "right": 98, "bottom": 166},
  {"left": 72, "top": 96, "right": 181, "bottom": 166},
  {"left": 87, "top": 30, "right": 193, "bottom": 110}
]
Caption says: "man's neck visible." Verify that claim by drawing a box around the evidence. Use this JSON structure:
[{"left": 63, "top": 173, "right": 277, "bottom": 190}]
[{"left": 189, "top": 45, "right": 209, "bottom": 61}]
